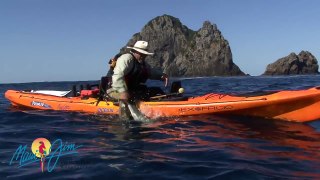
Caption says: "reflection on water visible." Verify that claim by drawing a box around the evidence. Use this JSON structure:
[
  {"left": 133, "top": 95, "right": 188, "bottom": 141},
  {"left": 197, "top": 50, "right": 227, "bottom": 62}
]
[
  {"left": 148, "top": 116, "right": 320, "bottom": 177},
  {"left": 85, "top": 114, "right": 320, "bottom": 179}
]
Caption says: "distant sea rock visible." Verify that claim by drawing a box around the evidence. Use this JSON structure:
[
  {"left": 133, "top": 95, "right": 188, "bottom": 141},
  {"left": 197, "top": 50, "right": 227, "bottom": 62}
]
[
  {"left": 263, "top": 51, "right": 319, "bottom": 75},
  {"left": 119, "top": 14, "right": 245, "bottom": 77}
]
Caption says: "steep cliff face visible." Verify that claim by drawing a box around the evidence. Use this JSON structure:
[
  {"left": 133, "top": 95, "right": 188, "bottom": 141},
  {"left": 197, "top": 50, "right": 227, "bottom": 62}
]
[
  {"left": 263, "top": 51, "right": 319, "bottom": 75},
  {"left": 120, "top": 15, "right": 245, "bottom": 77}
]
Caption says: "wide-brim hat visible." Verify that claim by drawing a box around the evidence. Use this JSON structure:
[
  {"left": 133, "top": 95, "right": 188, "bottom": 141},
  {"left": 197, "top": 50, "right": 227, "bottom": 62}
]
[{"left": 127, "top": 40, "right": 154, "bottom": 55}]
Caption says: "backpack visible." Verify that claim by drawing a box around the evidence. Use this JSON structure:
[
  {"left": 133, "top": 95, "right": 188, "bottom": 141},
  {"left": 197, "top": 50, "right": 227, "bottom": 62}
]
[{"left": 108, "top": 53, "right": 122, "bottom": 69}]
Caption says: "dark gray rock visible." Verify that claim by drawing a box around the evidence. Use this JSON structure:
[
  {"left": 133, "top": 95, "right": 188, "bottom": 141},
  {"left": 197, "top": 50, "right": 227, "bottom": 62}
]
[
  {"left": 263, "top": 51, "right": 319, "bottom": 75},
  {"left": 119, "top": 14, "right": 245, "bottom": 77}
]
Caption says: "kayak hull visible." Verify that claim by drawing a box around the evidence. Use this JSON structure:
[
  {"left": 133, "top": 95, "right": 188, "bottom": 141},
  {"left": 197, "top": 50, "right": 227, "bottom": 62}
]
[{"left": 5, "top": 87, "right": 320, "bottom": 122}]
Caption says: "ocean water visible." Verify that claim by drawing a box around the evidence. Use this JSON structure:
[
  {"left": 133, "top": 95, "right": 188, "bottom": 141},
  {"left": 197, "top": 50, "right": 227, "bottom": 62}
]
[{"left": 1, "top": 75, "right": 320, "bottom": 179}]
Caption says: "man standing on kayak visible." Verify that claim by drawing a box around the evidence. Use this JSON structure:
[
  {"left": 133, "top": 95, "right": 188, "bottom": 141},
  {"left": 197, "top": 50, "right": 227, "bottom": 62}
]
[{"left": 107, "top": 40, "right": 169, "bottom": 103}]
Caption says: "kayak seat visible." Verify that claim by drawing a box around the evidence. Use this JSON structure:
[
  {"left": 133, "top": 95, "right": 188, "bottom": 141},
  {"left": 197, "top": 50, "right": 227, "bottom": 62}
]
[
  {"left": 170, "top": 81, "right": 182, "bottom": 93},
  {"left": 99, "top": 76, "right": 110, "bottom": 98}
]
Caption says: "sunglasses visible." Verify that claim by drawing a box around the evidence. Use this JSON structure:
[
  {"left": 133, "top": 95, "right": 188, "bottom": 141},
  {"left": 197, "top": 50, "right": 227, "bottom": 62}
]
[{"left": 139, "top": 53, "right": 147, "bottom": 58}]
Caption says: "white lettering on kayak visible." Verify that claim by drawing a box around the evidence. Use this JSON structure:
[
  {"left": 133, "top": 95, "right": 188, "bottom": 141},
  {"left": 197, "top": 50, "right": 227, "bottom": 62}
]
[
  {"left": 31, "top": 101, "right": 52, "bottom": 109},
  {"left": 97, "top": 108, "right": 114, "bottom": 113}
]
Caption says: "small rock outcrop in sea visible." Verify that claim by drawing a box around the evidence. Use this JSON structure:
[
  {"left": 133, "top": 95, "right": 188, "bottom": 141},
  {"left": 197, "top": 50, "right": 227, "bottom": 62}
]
[
  {"left": 119, "top": 14, "right": 245, "bottom": 77},
  {"left": 263, "top": 51, "right": 319, "bottom": 75}
]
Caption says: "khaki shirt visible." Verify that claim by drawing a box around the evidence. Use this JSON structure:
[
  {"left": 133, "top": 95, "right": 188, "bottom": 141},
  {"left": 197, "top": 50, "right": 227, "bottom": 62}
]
[{"left": 111, "top": 53, "right": 163, "bottom": 93}]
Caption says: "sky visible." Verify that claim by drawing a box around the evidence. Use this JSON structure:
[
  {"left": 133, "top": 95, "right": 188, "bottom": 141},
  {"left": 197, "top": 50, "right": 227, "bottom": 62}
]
[{"left": 0, "top": 0, "right": 319, "bottom": 83}]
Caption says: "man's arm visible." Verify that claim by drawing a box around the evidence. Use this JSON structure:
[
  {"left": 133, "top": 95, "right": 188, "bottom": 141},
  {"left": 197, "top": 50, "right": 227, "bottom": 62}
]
[{"left": 146, "top": 63, "right": 169, "bottom": 87}]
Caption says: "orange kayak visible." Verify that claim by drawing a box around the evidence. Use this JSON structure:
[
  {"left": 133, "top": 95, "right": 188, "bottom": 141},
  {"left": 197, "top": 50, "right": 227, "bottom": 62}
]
[{"left": 5, "top": 86, "right": 320, "bottom": 122}]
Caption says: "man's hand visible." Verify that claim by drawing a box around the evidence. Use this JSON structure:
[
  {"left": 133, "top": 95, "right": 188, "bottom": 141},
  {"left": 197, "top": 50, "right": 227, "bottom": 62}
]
[
  {"left": 119, "top": 91, "right": 130, "bottom": 102},
  {"left": 161, "top": 74, "right": 169, "bottom": 87}
]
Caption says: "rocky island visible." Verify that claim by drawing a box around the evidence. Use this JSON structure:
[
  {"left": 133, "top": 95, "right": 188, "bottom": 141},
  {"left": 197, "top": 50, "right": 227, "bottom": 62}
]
[
  {"left": 119, "top": 15, "right": 245, "bottom": 77},
  {"left": 263, "top": 51, "right": 319, "bottom": 75}
]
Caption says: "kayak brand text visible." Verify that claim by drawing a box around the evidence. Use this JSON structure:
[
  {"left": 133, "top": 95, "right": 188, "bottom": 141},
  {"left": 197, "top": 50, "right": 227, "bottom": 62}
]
[
  {"left": 31, "top": 101, "right": 52, "bottom": 109},
  {"left": 179, "top": 105, "right": 233, "bottom": 112},
  {"left": 97, "top": 108, "right": 114, "bottom": 113}
]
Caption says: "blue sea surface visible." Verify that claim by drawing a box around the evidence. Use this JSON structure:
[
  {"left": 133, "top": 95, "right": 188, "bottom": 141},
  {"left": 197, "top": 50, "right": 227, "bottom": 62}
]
[{"left": 1, "top": 75, "right": 320, "bottom": 179}]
